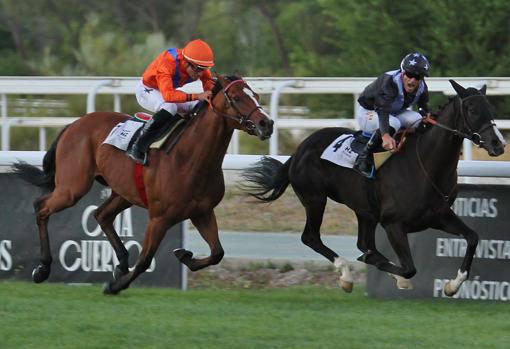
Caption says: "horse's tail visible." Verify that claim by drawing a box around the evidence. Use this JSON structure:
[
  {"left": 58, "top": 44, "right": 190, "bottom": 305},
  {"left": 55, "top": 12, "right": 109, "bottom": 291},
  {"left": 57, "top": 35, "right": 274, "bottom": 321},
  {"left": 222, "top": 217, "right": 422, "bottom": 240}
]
[
  {"left": 240, "top": 156, "right": 291, "bottom": 202},
  {"left": 12, "top": 125, "right": 69, "bottom": 192}
]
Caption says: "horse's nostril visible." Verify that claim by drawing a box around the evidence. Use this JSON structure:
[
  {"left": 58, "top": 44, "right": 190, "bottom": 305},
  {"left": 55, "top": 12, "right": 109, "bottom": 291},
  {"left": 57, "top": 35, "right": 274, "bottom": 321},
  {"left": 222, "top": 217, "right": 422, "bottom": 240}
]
[{"left": 259, "top": 120, "right": 266, "bottom": 128}]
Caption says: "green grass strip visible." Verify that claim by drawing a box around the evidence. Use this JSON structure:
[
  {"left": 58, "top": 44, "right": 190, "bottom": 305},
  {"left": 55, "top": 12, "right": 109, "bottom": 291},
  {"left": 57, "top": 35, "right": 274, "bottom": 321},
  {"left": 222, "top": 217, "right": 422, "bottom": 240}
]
[{"left": 1, "top": 281, "right": 509, "bottom": 349}]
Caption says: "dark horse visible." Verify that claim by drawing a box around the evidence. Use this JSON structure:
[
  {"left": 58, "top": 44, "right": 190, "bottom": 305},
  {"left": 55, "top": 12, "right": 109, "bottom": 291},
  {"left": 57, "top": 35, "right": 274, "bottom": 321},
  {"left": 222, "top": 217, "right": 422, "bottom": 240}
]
[
  {"left": 13, "top": 74, "right": 273, "bottom": 295},
  {"left": 242, "top": 80, "right": 505, "bottom": 296}
]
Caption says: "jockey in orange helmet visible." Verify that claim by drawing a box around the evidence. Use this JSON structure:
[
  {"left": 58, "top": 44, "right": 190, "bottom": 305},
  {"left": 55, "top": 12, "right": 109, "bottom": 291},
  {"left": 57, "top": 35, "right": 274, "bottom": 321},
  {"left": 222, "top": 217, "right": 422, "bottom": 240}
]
[{"left": 128, "top": 39, "right": 215, "bottom": 165}]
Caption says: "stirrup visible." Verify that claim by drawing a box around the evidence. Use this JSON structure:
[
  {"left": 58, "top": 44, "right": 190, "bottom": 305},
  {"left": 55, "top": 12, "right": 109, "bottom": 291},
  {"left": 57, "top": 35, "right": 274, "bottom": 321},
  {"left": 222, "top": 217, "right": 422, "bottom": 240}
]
[{"left": 353, "top": 158, "right": 374, "bottom": 179}]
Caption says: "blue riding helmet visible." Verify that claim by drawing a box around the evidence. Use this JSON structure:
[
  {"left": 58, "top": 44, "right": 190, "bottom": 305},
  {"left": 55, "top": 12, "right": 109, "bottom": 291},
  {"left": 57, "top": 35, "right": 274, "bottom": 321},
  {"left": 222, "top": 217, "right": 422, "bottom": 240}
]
[{"left": 400, "top": 52, "right": 430, "bottom": 77}]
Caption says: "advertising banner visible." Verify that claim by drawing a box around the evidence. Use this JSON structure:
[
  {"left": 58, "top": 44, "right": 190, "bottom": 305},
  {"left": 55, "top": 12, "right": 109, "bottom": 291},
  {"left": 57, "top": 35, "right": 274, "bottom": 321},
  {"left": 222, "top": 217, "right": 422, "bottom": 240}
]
[
  {"left": 0, "top": 174, "right": 183, "bottom": 288},
  {"left": 367, "top": 184, "right": 510, "bottom": 301}
]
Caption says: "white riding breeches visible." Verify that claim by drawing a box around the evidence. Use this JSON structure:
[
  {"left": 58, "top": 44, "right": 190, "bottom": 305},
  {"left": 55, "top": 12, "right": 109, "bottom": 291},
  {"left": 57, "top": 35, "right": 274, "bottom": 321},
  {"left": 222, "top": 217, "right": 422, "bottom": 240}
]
[
  {"left": 135, "top": 80, "right": 198, "bottom": 114},
  {"left": 356, "top": 103, "right": 422, "bottom": 134}
]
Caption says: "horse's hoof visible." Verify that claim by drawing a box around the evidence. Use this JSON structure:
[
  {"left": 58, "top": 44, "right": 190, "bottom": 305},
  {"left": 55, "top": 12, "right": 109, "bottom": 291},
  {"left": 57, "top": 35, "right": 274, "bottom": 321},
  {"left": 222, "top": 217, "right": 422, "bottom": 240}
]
[
  {"left": 443, "top": 281, "right": 456, "bottom": 297},
  {"left": 339, "top": 278, "right": 353, "bottom": 293},
  {"left": 103, "top": 282, "right": 120, "bottom": 296},
  {"left": 32, "top": 264, "right": 50, "bottom": 283},
  {"left": 389, "top": 273, "right": 413, "bottom": 290},
  {"left": 173, "top": 248, "right": 193, "bottom": 261}
]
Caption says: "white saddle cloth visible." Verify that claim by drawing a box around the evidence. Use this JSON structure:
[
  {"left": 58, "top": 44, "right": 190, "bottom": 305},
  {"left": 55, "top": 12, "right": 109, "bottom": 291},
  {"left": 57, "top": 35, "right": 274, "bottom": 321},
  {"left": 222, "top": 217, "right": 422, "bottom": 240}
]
[
  {"left": 320, "top": 134, "right": 358, "bottom": 168},
  {"left": 102, "top": 120, "right": 144, "bottom": 151}
]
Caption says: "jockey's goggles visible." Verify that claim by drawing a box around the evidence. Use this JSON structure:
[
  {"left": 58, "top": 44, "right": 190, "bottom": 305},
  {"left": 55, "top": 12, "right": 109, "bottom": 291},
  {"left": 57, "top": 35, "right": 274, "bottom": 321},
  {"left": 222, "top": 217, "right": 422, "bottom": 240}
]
[
  {"left": 404, "top": 71, "right": 424, "bottom": 80},
  {"left": 187, "top": 61, "right": 210, "bottom": 73}
]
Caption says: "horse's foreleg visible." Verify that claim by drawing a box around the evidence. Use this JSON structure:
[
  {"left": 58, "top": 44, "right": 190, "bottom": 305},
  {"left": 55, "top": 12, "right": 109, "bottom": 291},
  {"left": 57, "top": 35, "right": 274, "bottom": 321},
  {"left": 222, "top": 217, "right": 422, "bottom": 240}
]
[
  {"left": 355, "top": 214, "right": 390, "bottom": 266},
  {"left": 103, "top": 217, "right": 168, "bottom": 295},
  {"left": 434, "top": 210, "right": 478, "bottom": 297},
  {"left": 174, "top": 211, "right": 224, "bottom": 272},
  {"left": 94, "top": 192, "right": 132, "bottom": 280}
]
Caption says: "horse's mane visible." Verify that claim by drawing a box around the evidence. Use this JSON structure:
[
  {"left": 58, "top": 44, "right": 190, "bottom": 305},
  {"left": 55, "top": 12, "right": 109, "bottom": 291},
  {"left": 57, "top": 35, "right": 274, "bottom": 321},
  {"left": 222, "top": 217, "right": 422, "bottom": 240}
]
[
  {"left": 211, "top": 75, "right": 243, "bottom": 95},
  {"left": 191, "top": 75, "right": 243, "bottom": 117},
  {"left": 436, "top": 88, "right": 481, "bottom": 114},
  {"left": 435, "top": 96, "right": 456, "bottom": 115}
]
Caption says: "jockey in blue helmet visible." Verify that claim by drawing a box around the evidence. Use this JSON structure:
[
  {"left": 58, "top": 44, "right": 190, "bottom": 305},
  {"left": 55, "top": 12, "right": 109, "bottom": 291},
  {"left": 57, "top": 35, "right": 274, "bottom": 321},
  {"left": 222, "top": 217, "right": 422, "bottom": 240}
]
[{"left": 353, "top": 52, "right": 431, "bottom": 178}]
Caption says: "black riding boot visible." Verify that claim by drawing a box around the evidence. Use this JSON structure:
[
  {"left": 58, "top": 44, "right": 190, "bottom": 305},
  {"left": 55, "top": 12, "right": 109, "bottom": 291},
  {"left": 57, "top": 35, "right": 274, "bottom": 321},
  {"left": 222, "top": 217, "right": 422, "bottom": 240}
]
[
  {"left": 353, "top": 130, "right": 382, "bottom": 178},
  {"left": 127, "top": 109, "right": 173, "bottom": 165}
]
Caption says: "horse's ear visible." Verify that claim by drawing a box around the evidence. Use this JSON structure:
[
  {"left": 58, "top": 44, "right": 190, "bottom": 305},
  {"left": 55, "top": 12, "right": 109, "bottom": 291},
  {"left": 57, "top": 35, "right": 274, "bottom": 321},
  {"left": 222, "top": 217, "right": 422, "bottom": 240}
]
[
  {"left": 214, "top": 72, "right": 229, "bottom": 88},
  {"left": 479, "top": 84, "right": 487, "bottom": 95},
  {"left": 449, "top": 79, "right": 468, "bottom": 98}
]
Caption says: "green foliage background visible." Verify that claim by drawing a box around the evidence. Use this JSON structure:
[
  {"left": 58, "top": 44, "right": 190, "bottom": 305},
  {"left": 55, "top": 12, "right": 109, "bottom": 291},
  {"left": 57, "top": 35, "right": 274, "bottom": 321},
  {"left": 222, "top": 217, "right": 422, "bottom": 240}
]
[{"left": 0, "top": 0, "right": 509, "bottom": 150}]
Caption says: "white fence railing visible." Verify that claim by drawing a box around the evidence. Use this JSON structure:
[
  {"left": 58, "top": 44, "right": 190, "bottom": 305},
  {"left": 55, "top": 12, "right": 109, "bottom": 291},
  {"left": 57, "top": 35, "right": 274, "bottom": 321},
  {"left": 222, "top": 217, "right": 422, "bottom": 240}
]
[
  {"left": 2, "top": 76, "right": 510, "bottom": 158},
  {"left": 2, "top": 151, "right": 510, "bottom": 178}
]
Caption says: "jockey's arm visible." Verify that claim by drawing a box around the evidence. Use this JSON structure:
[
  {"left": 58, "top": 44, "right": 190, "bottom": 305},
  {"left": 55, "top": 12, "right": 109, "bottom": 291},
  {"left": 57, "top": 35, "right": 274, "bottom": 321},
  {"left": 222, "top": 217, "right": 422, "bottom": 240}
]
[
  {"left": 375, "top": 109, "right": 397, "bottom": 152},
  {"left": 157, "top": 72, "right": 192, "bottom": 103},
  {"left": 381, "top": 132, "right": 396, "bottom": 152}
]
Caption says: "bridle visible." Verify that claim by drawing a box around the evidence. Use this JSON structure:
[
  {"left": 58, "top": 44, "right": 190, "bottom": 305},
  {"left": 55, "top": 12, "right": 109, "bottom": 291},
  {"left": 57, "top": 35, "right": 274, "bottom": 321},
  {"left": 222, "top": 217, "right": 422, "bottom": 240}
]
[
  {"left": 207, "top": 79, "right": 262, "bottom": 135},
  {"left": 417, "top": 93, "right": 496, "bottom": 202},
  {"left": 423, "top": 94, "right": 496, "bottom": 146}
]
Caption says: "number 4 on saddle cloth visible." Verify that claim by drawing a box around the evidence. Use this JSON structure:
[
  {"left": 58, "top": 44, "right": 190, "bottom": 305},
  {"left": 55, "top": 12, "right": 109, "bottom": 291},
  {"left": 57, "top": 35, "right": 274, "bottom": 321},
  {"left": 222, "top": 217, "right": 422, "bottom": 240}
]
[
  {"left": 103, "top": 111, "right": 188, "bottom": 154},
  {"left": 320, "top": 131, "right": 392, "bottom": 177}
]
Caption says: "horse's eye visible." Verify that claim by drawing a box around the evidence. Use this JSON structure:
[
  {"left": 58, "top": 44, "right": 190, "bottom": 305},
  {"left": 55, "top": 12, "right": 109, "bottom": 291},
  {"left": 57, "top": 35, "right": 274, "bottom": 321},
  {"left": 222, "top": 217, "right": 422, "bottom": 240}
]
[{"left": 233, "top": 96, "right": 241, "bottom": 102}]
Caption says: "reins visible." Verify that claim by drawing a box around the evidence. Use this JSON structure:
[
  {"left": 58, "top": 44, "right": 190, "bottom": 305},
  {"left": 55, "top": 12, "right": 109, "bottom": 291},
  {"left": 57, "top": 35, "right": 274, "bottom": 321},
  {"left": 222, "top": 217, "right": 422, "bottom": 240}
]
[
  {"left": 416, "top": 93, "right": 494, "bottom": 202},
  {"left": 423, "top": 95, "right": 495, "bottom": 146}
]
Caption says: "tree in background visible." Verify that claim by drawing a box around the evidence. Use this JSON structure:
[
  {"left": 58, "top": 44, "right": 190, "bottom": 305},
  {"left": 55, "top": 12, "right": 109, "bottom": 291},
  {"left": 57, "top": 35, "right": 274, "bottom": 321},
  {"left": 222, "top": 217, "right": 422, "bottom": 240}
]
[{"left": 0, "top": 0, "right": 509, "bottom": 124}]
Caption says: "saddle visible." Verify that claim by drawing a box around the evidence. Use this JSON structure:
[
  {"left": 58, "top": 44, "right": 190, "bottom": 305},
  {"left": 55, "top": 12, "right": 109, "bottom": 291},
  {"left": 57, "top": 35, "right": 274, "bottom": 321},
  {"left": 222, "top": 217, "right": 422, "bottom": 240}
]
[{"left": 127, "top": 102, "right": 206, "bottom": 154}]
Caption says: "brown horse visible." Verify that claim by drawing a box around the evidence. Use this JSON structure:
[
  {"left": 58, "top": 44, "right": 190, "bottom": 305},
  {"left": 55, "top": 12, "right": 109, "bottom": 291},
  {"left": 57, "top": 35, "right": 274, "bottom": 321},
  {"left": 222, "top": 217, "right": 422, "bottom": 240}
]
[{"left": 13, "top": 74, "right": 273, "bottom": 295}]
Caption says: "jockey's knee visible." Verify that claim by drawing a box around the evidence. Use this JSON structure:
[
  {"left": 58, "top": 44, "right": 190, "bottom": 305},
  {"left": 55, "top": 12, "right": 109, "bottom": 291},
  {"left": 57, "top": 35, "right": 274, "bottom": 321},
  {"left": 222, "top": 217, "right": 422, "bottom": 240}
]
[
  {"left": 389, "top": 117, "right": 401, "bottom": 133},
  {"left": 159, "top": 103, "right": 178, "bottom": 115}
]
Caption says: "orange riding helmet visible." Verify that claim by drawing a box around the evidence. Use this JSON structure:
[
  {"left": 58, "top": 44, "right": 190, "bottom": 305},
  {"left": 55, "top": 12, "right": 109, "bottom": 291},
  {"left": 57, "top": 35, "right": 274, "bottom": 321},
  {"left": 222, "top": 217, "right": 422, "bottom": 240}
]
[{"left": 183, "top": 39, "right": 215, "bottom": 68}]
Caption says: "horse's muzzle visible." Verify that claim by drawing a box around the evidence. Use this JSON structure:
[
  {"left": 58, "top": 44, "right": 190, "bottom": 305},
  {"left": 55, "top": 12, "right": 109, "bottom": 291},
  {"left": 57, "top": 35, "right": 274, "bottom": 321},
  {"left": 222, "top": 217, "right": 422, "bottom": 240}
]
[
  {"left": 486, "top": 138, "right": 506, "bottom": 157},
  {"left": 252, "top": 118, "right": 273, "bottom": 140}
]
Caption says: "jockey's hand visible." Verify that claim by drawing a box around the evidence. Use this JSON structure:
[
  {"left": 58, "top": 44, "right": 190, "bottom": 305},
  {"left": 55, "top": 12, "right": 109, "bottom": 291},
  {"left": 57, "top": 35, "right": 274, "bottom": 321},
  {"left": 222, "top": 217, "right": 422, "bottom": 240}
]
[
  {"left": 382, "top": 133, "right": 396, "bottom": 152},
  {"left": 196, "top": 91, "right": 212, "bottom": 101}
]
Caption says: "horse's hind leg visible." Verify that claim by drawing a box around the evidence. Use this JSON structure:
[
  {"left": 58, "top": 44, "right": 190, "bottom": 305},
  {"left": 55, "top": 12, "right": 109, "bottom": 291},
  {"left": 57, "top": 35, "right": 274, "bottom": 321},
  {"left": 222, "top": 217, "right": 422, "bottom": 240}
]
[
  {"left": 299, "top": 196, "right": 338, "bottom": 262},
  {"left": 32, "top": 194, "right": 53, "bottom": 283},
  {"left": 296, "top": 192, "right": 354, "bottom": 292},
  {"left": 32, "top": 184, "right": 93, "bottom": 283},
  {"left": 94, "top": 192, "right": 132, "bottom": 280},
  {"left": 174, "top": 210, "right": 224, "bottom": 272}
]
